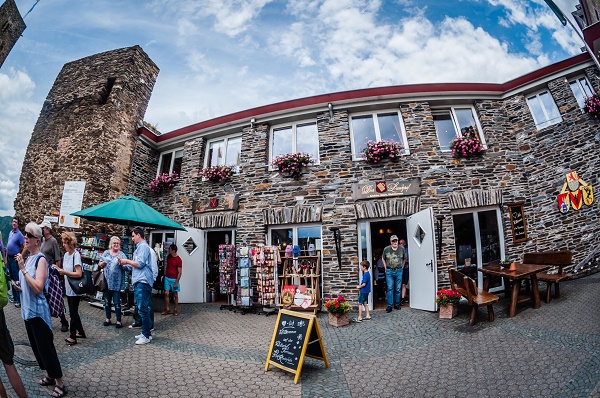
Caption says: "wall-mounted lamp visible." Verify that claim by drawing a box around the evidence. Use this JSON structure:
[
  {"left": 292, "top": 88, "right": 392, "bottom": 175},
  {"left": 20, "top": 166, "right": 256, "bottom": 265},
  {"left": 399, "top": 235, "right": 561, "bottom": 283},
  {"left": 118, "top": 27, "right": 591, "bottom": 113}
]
[
  {"left": 330, "top": 226, "right": 342, "bottom": 269},
  {"left": 250, "top": 117, "right": 256, "bottom": 128},
  {"left": 328, "top": 103, "right": 334, "bottom": 120},
  {"left": 435, "top": 215, "right": 444, "bottom": 260}
]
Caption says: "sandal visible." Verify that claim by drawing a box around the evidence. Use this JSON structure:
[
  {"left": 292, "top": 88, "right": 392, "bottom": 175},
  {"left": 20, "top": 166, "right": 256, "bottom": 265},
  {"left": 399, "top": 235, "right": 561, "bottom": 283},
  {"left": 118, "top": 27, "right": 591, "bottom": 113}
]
[
  {"left": 352, "top": 317, "right": 363, "bottom": 323},
  {"left": 39, "top": 376, "right": 56, "bottom": 386},
  {"left": 51, "top": 384, "right": 67, "bottom": 397},
  {"left": 60, "top": 324, "right": 69, "bottom": 333},
  {"left": 65, "top": 338, "right": 77, "bottom": 346},
  {"left": 363, "top": 317, "right": 372, "bottom": 320},
  {"left": 115, "top": 322, "right": 122, "bottom": 329},
  {"left": 75, "top": 334, "right": 86, "bottom": 339},
  {"left": 173, "top": 309, "right": 179, "bottom": 316},
  {"left": 161, "top": 310, "right": 170, "bottom": 315}
]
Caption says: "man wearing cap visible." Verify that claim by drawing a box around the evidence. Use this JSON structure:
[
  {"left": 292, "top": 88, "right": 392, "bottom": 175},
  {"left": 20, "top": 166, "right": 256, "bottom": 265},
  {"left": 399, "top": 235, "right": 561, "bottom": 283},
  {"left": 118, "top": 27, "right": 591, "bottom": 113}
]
[
  {"left": 39, "top": 221, "right": 70, "bottom": 332},
  {"left": 6, "top": 217, "right": 24, "bottom": 308},
  {"left": 382, "top": 235, "right": 406, "bottom": 313}
]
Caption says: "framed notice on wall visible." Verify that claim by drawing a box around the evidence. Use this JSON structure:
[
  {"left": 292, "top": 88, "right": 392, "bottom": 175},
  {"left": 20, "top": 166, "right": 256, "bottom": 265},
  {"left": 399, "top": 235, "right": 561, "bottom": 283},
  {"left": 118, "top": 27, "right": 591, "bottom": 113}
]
[{"left": 507, "top": 203, "right": 527, "bottom": 243}]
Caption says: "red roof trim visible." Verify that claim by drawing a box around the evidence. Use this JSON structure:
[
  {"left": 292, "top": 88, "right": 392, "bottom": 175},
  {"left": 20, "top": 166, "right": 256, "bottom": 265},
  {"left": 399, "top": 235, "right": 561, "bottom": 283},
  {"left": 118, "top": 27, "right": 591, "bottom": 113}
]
[{"left": 141, "top": 53, "right": 590, "bottom": 143}]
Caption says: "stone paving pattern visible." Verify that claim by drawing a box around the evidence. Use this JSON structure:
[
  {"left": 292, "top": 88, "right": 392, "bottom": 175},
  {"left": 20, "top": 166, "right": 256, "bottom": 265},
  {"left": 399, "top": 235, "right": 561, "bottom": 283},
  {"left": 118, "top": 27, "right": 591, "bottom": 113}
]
[{"left": 0, "top": 273, "right": 598, "bottom": 397}]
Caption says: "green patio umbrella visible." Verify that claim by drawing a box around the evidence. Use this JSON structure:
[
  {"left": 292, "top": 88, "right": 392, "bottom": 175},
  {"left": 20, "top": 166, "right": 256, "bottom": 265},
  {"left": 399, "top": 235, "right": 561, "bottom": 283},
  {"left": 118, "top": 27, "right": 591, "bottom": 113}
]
[{"left": 71, "top": 195, "right": 186, "bottom": 231}]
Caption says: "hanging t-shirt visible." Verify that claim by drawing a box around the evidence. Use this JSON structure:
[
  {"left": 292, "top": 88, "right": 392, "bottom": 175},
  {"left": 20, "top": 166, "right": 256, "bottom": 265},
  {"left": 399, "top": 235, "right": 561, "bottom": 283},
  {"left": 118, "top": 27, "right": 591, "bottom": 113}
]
[{"left": 165, "top": 254, "right": 182, "bottom": 279}]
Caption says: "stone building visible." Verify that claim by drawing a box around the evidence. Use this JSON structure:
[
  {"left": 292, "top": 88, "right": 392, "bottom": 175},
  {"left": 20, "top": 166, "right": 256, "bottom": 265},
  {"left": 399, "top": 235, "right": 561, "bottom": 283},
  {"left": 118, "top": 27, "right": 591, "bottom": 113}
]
[
  {"left": 0, "top": 0, "right": 26, "bottom": 68},
  {"left": 14, "top": 46, "right": 159, "bottom": 235}
]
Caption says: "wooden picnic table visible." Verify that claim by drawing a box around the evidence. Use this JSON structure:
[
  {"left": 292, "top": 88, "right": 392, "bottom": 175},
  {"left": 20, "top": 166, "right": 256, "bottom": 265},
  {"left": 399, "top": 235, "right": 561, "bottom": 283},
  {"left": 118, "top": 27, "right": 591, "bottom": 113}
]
[{"left": 479, "top": 263, "right": 550, "bottom": 317}]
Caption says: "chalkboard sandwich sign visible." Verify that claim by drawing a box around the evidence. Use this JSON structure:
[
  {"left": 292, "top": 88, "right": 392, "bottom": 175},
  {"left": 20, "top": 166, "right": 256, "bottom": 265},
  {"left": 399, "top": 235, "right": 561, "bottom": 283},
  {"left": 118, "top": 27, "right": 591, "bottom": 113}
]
[
  {"left": 265, "top": 309, "right": 329, "bottom": 384},
  {"left": 507, "top": 203, "right": 527, "bottom": 243}
]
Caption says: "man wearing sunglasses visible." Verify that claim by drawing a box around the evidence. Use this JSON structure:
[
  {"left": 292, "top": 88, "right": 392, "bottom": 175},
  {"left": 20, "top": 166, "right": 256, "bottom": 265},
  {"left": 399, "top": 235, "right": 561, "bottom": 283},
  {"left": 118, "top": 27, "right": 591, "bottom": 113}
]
[{"left": 6, "top": 217, "right": 24, "bottom": 308}]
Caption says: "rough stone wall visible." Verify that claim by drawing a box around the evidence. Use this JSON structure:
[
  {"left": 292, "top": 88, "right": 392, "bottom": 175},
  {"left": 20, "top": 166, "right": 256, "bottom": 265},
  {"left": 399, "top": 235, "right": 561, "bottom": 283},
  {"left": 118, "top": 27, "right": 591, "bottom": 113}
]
[
  {"left": 14, "top": 46, "right": 159, "bottom": 235},
  {"left": 128, "top": 66, "right": 600, "bottom": 301},
  {"left": 0, "top": 0, "right": 25, "bottom": 68}
]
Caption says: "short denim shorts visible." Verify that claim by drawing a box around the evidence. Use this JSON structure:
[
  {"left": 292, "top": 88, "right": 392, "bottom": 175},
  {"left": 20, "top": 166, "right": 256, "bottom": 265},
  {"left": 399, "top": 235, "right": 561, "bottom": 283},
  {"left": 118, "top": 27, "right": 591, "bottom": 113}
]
[{"left": 358, "top": 293, "right": 369, "bottom": 304}]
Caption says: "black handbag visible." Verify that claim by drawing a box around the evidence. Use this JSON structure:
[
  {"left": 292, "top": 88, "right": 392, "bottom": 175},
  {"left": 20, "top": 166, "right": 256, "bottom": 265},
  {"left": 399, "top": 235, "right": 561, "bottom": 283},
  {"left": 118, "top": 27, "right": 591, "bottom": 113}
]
[
  {"left": 92, "top": 269, "right": 107, "bottom": 292},
  {"left": 68, "top": 270, "right": 94, "bottom": 295}
]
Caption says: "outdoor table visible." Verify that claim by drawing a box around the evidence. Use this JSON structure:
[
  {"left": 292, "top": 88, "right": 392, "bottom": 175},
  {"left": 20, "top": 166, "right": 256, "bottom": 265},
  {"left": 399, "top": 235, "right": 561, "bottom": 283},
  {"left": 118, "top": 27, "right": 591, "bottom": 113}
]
[{"left": 479, "top": 263, "right": 550, "bottom": 317}]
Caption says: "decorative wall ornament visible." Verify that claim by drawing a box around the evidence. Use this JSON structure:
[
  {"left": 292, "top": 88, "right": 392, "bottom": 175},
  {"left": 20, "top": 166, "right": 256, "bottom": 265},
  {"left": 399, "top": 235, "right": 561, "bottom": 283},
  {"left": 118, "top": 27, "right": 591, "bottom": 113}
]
[{"left": 557, "top": 171, "right": 594, "bottom": 213}]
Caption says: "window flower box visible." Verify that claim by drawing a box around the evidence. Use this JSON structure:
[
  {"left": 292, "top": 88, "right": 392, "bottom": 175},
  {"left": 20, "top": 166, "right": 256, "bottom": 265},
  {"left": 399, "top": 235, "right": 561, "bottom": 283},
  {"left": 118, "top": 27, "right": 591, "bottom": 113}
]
[
  {"left": 272, "top": 152, "right": 313, "bottom": 180},
  {"left": 200, "top": 165, "right": 234, "bottom": 183},
  {"left": 583, "top": 93, "right": 600, "bottom": 120},
  {"left": 450, "top": 126, "right": 484, "bottom": 158},
  {"left": 361, "top": 139, "right": 403, "bottom": 164},
  {"left": 148, "top": 172, "right": 179, "bottom": 194}
]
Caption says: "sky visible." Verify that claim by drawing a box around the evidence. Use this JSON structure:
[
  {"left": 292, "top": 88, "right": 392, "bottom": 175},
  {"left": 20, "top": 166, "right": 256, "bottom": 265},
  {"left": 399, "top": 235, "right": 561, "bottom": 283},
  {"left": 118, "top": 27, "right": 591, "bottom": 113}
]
[{"left": 0, "top": 0, "right": 584, "bottom": 216}]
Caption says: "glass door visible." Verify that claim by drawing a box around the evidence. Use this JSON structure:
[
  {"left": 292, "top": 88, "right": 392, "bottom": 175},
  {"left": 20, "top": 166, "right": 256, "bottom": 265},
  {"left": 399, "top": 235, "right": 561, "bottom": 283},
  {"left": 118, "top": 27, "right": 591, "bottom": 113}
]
[{"left": 452, "top": 206, "right": 505, "bottom": 292}]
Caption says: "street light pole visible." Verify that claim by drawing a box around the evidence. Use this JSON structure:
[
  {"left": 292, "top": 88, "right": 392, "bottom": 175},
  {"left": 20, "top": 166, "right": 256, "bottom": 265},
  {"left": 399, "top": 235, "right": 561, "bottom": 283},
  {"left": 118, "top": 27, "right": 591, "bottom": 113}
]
[{"left": 544, "top": 0, "right": 600, "bottom": 71}]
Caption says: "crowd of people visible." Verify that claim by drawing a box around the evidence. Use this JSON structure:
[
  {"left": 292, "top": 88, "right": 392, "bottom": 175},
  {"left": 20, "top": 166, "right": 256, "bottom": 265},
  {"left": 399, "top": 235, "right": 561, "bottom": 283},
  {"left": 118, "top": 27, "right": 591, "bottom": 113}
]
[{"left": 0, "top": 217, "right": 183, "bottom": 397}]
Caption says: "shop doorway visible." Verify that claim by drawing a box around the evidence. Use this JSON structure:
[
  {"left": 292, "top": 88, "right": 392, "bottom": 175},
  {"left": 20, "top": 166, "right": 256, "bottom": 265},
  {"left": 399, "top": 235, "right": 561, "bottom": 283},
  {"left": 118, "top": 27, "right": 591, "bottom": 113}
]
[{"left": 205, "top": 229, "right": 235, "bottom": 304}]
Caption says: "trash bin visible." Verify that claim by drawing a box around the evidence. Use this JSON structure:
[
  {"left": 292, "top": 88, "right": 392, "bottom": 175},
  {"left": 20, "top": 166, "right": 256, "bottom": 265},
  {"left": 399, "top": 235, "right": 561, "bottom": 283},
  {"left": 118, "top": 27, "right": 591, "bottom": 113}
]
[
  {"left": 206, "top": 289, "right": 212, "bottom": 303},
  {"left": 210, "top": 290, "right": 216, "bottom": 302}
]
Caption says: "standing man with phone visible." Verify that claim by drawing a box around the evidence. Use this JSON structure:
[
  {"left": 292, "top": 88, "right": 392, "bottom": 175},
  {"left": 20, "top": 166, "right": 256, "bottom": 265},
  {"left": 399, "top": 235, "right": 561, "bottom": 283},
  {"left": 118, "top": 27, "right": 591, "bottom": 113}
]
[{"left": 6, "top": 217, "right": 24, "bottom": 308}]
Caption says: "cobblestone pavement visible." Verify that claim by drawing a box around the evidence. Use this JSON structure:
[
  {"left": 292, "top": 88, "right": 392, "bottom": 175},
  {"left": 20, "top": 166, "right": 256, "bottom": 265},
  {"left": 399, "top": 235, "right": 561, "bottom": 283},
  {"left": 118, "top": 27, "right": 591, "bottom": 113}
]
[{"left": 0, "top": 272, "right": 598, "bottom": 397}]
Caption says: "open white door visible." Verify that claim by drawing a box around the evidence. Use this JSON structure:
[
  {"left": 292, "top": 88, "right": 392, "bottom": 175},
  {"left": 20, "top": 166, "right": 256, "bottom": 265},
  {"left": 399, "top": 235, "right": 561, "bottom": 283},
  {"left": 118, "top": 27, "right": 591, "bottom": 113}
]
[
  {"left": 407, "top": 207, "right": 437, "bottom": 311},
  {"left": 176, "top": 228, "right": 205, "bottom": 303}
]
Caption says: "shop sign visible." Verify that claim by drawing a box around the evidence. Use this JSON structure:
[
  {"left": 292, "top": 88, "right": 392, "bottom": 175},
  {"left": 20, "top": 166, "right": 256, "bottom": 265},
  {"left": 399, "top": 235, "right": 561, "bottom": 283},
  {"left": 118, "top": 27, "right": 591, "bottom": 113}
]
[
  {"left": 352, "top": 178, "right": 420, "bottom": 200},
  {"left": 193, "top": 194, "right": 239, "bottom": 214},
  {"left": 557, "top": 171, "right": 594, "bottom": 213}
]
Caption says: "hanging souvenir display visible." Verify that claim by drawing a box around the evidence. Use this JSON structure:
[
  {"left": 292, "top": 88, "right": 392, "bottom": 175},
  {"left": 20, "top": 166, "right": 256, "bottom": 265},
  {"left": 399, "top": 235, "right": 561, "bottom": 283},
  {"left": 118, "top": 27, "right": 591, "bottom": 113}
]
[
  {"left": 255, "top": 245, "right": 278, "bottom": 306},
  {"left": 218, "top": 244, "right": 236, "bottom": 294}
]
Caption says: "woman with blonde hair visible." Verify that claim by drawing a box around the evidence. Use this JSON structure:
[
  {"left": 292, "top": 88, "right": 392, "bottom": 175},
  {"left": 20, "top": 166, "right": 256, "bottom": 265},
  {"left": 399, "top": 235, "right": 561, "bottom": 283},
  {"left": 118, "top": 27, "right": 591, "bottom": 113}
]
[
  {"left": 15, "top": 222, "right": 67, "bottom": 397},
  {"left": 98, "top": 236, "right": 126, "bottom": 328},
  {"left": 59, "top": 231, "right": 86, "bottom": 346}
]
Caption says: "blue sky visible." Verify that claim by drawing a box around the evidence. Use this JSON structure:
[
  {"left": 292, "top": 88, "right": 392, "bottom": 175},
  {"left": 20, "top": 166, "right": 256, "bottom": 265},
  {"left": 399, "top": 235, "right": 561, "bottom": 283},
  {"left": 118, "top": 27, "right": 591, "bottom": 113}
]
[{"left": 0, "top": 0, "right": 582, "bottom": 216}]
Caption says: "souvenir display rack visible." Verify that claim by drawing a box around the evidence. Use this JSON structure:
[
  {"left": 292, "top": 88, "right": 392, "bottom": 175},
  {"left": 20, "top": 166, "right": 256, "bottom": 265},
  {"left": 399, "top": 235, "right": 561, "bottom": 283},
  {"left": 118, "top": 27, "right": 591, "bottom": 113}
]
[
  {"left": 277, "top": 251, "right": 321, "bottom": 314},
  {"left": 235, "top": 244, "right": 254, "bottom": 314},
  {"left": 218, "top": 244, "right": 236, "bottom": 311},
  {"left": 255, "top": 246, "right": 278, "bottom": 316}
]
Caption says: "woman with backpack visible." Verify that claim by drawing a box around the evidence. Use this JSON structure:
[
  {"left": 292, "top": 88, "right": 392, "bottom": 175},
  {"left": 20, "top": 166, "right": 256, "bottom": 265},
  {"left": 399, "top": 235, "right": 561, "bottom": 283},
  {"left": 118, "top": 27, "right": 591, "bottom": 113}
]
[{"left": 15, "top": 222, "right": 67, "bottom": 397}]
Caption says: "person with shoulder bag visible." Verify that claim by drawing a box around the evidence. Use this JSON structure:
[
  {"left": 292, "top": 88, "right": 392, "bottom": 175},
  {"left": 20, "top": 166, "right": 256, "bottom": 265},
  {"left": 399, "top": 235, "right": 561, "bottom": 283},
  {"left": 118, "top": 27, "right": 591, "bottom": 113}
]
[
  {"left": 58, "top": 232, "right": 86, "bottom": 346},
  {"left": 98, "top": 236, "right": 126, "bottom": 328},
  {"left": 16, "top": 222, "right": 67, "bottom": 397}
]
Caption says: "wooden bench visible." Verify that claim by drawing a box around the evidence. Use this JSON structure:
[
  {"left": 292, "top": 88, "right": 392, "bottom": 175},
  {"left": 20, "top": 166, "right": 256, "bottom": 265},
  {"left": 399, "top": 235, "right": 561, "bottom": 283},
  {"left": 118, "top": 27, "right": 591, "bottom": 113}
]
[
  {"left": 449, "top": 269, "right": 499, "bottom": 326},
  {"left": 523, "top": 250, "right": 572, "bottom": 303}
]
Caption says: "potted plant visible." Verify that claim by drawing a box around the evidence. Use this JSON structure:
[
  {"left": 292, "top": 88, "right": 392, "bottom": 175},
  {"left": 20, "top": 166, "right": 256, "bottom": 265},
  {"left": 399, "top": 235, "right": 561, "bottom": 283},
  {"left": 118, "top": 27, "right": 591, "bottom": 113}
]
[
  {"left": 583, "top": 93, "right": 600, "bottom": 119},
  {"left": 324, "top": 296, "right": 351, "bottom": 327},
  {"left": 450, "top": 126, "right": 484, "bottom": 158},
  {"left": 148, "top": 172, "right": 179, "bottom": 194},
  {"left": 272, "top": 152, "right": 313, "bottom": 179},
  {"left": 200, "top": 165, "right": 234, "bottom": 183},
  {"left": 435, "top": 288, "right": 462, "bottom": 319},
  {"left": 361, "top": 139, "right": 403, "bottom": 164}
]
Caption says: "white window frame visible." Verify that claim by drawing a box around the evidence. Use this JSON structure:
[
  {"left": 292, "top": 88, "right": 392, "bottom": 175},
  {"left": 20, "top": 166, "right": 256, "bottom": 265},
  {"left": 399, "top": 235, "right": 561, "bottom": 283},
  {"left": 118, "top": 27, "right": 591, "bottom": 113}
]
[
  {"left": 432, "top": 106, "right": 487, "bottom": 152},
  {"left": 157, "top": 148, "right": 183, "bottom": 176},
  {"left": 204, "top": 134, "right": 242, "bottom": 174},
  {"left": 349, "top": 109, "right": 410, "bottom": 161},
  {"left": 268, "top": 120, "right": 320, "bottom": 168},
  {"left": 526, "top": 90, "right": 562, "bottom": 130},
  {"left": 568, "top": 76, "right": 594, "bottom": 111}
]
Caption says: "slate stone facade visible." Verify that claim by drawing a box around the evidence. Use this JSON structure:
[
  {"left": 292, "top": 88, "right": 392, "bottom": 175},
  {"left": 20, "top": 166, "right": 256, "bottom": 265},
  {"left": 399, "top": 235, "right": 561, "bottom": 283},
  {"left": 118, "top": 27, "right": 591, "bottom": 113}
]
[
  {"left": 14, "top": 46, "right": 159, "bottom": 235},
  {"left": 0, "top": 0, "right": 26, "bottom": 68}
]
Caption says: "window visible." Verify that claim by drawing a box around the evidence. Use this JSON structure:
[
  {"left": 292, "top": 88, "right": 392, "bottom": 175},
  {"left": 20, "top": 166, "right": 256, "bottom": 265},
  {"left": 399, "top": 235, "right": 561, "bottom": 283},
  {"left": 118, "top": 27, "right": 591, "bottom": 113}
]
[
  {"left": 432, "top": 107, "right": 485, "bottom": 152},
  {"left": 269, "top": 225, "right": 321, "bottom": 253},
  {"left": 270, "top": 121, "right": 319, "bottom": 163},
  {"left": 526, "top": 91, "right": 562, "bottom": 129},
  {"left": 158, "top": 149, "right": 183, "bottom": 176},
  {"left": 205, "top": 135, "right": 242, "bottom": 171},
  {"left": 569, "top": 77, "right": 594, "bottom": 111},
  {"left": 349, "top": 111, "right": 409, "bottom": 160}
]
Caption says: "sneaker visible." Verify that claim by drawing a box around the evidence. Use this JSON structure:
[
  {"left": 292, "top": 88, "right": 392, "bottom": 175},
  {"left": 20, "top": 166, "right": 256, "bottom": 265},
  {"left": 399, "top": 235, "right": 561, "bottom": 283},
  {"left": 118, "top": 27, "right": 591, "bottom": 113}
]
[
  {"left": 128, "top": 324, "right": 141, "bottom": 329},
  {"left": 135, "top": 333, "right": 153, "bottom": 340},
  {"left": 386, "top": 306, "right": 393, "bottom": 313},
  {"left": 135, "top": 336, "right": 151, "bottom": 345}
]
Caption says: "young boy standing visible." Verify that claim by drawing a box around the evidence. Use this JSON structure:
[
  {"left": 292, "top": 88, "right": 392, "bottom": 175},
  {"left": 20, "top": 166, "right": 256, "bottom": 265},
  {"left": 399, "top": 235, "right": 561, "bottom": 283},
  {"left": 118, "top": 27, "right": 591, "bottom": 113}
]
[{"left": 355, "top": 260, "right": 371, "bottom": 322}]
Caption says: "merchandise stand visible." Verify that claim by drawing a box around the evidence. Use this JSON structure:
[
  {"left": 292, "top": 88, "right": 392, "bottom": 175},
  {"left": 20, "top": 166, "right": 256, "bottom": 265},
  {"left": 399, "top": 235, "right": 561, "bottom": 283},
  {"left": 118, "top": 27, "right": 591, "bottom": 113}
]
[
  {"left": 234, "top": 242, "right": 255, "bottom": 314},
  {"left": 255, "top": 245, "right": 278, "bottom": 316},
  {"left": 277, "top": 251, "right": 321, "bottom": 314},
  {"left": 218, "top": 244, "right": 236, "bottom": 311}
]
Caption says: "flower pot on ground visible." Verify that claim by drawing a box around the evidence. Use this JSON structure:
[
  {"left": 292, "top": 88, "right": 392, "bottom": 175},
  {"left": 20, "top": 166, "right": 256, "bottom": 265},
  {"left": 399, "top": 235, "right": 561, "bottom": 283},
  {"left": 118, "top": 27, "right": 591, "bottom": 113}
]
[
  {"left": 148, "top": 172, "right": 179, "bottom": 194},
  {"left": 435, "top": 288, "right": 461, "bottom": 319},
  {"left": 583, "top": 93, "right": 600, "bottom": 120},
  {"left": 200, "top": 165, "right": 234, "bottom": 183},
  {"left": 324, "top": 296, "right": 351, "bottom": 327},
  {"left": 361, "top": 139, "right": 403, "bottom": 164},
  {"left": 450, "top": 126, "right": 484, "bottom": 158},
  {"left": 272, "top": 152, "right": 313, "bottom": 180}
]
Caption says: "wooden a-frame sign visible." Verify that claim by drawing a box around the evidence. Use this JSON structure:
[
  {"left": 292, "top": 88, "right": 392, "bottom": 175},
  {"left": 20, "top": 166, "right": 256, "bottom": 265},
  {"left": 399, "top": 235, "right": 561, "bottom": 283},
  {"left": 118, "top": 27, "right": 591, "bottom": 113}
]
[{"left": 265, "top": 309, "right": 329, "bottom": 384}]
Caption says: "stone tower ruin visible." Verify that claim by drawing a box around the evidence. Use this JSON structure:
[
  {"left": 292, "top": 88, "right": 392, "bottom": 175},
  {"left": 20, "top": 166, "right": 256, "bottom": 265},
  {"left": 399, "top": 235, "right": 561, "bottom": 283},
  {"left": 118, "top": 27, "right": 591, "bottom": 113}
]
[
  {"left": 0, "top": 0, "right": 26, "bottom": 68},
  {"left": 13, "top": 46, "right": 159, "bottom": 231}
]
